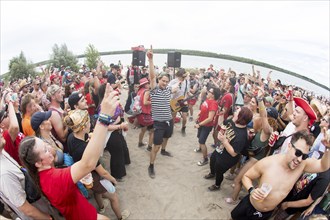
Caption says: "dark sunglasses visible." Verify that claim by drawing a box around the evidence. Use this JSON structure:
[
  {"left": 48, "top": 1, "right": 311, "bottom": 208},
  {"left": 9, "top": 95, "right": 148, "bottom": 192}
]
[{"left": 291, "top": 142, "right": 308, "bottom": 160}]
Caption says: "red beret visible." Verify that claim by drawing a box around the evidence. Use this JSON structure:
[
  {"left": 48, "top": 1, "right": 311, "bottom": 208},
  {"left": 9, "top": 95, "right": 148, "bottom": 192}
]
[{"left": 293, "top": 97, "right": 317, "bottom": 126}]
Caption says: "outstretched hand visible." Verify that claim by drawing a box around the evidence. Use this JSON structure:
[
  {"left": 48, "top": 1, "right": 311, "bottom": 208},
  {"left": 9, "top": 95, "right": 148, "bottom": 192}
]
[
  {"left": 147, "top": 45, "right": 153, "bottom": 60},
  {"left": 100, "top": 83, "right": 120, "bottom": 117}
]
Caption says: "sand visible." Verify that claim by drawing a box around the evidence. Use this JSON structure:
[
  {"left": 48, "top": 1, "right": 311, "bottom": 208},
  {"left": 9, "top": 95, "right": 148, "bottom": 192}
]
[{"left": 98, "top": 93, "right": 249, "bottom": 220}]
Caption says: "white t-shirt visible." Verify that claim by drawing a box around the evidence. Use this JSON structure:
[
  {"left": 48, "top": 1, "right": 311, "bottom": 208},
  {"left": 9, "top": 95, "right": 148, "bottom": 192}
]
[
  {"left": 0, "top": 150, "right": 27, "bottom": 219},
  {"left": 168, "top": 78, "right": 190, "bottom": 100}
]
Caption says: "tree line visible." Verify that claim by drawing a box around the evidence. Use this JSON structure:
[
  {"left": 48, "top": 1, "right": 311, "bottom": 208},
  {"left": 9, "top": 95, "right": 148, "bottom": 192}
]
[{"left": 1, "top": 44, "right": 329, "bottom": 92}]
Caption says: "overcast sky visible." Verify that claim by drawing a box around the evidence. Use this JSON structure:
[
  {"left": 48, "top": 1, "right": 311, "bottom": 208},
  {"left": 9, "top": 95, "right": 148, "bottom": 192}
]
[{"left": 1, "top": 1, "right": 329, "bottom": 87}]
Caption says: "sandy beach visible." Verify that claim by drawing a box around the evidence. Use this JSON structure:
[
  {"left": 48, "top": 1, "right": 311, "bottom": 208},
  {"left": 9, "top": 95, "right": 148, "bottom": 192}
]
[{"left": 99, "top": 93, "right": 249, "bottom": 220}]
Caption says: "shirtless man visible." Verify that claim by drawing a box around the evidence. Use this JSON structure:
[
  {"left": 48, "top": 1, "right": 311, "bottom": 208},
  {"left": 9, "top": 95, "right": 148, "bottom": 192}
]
[{"left": 231, "top": 130, "right": 330, "bottom": 220}]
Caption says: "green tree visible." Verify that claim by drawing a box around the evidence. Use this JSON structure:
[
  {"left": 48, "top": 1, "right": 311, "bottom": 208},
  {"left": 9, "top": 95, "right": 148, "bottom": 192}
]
[
  {"left": 84, "top": 44, "right": 100, "bottom": 69},
  {"left": 8, "top": 51, "right": 36, "bottom": 81},
  {"left": 49, "top": 43, "right": 78, "bottom": 71}
]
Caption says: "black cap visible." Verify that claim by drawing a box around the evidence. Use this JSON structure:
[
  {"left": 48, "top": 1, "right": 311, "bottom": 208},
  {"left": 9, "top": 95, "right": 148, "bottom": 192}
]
[
  {"left": 68, "top": 92, "right": 83, "bottom": 110},
  {"left": 31, "top": 111, "right": 52, "bottom": 132},
  {"left": 266, "top": 107, "right": 279, "bottom": 119}
]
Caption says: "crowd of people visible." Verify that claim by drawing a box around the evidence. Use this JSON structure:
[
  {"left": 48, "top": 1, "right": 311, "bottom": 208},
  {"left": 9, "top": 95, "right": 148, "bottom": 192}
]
[{"left": 1, "top": 46, "right": 330, "bottom": 220}]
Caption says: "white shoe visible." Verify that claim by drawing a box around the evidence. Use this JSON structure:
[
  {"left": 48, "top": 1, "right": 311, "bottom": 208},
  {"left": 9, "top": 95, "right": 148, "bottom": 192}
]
[
  {"left": 99, "top": 199, "right": 110, "bottom": 214},
  {"left": 121, "top": 209, "right": 131, "bottom": 219}
]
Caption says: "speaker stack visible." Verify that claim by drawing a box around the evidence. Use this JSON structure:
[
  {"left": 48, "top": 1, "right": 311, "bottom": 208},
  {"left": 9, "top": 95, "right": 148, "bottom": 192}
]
[
  {"left": 167, "top": 52, "right": 181, "bottom": 68},
  {"left": 132, "top": 46, "right": 146, "bottom": 66}
]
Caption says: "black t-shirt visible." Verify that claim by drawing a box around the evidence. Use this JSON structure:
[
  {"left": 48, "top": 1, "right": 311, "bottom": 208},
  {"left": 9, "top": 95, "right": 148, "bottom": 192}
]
[
  {"left": 107, "top": 72, "right": 116, "bottom": 85},
  {"left": 66, "top": 133, "right": 100, "bottom": 166},
  {"left": 285, "top": 169, "right": 330, "bottom": 215},
  {"left": 220, "top": 119, "right": 248, "bottom": 166}
]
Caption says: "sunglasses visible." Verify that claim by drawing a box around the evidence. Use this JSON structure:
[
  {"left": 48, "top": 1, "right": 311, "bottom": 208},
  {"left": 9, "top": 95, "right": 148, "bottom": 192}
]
[
  {"left": 207, "top": 90, "right": 214, "bottom": 94},
  {"left": 291, "top": 142, "right": 308, "bottom": 160}
]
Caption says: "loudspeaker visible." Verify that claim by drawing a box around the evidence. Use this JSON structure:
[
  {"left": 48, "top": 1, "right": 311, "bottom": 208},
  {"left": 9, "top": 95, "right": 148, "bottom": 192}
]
[
  {"left": 132, "top": 51, "right": 146, "bottom": 66},
  {"left": 167, "top": 52, "right": 181, "bottom": 68}
]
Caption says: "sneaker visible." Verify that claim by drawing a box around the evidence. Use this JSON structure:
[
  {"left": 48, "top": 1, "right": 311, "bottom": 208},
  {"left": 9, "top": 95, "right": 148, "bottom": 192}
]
[
  {"left": 194, "top": 148, "right": 201, "bottom": 152},
  {"left": 138, "top": 142, "right": 146, "bottom": 147},
  {"left": 181, "top": 127, "right": 186, "bottom": 136},
  {"left": 189, "top": 116, "right": 193, "bottom": 122},
  {"left": 148, "top": 166, "right": 155, "bottom": 179},
  {"left": 197, "top": 158, "right": 208, "bottom": 166},
  {"left": 99, "top": 199, "right": 110, "bottom": 214},
  {"left": 208, "top": 184, "right": 220, "bottom": 191},
  {"left": 120, "top": 209, "right": 131, "bottom": 220},
  {"left": 161, "top": 150, "right": 173, "bottom": 157},
  {"left": 146, "top": 145, "right": 152, "bottom": 152}
]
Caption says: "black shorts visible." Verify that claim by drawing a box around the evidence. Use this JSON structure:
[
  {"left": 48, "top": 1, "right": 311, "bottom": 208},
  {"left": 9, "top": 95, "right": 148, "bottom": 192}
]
[
  {"left": 171, "top": 106, "right": 189, "bottom": 113},
  {"left": 231, "top": 195, "right": 273, "bottom": 220},
  {"left": 197, "top": 126, "right": 213, "bottom": 144},
  {"left": 180, "top": 106, "right": 189, "bottom": 113},
  {"left": 153, "top": 120, "right": 174, "bottom": 145}
]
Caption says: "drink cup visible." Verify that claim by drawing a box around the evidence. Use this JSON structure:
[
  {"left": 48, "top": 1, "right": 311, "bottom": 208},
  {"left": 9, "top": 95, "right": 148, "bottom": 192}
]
[
  {"left": 260, "top": 183, "right": 272, "bottom": 198},
  {"left": 81, "top": 173, "right": 93, "bottom": 189},
  {"left": 256, "top": 183, "right": 272, "bottom": 202},
  {"left": 269, "top": 131, "right": 279, "bottom": 147}
]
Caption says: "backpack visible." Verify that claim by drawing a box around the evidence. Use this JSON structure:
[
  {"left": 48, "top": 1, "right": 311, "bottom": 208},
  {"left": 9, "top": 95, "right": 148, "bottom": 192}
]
[{"left": 126, "top": 92, "right": 142, "bottom": 116}]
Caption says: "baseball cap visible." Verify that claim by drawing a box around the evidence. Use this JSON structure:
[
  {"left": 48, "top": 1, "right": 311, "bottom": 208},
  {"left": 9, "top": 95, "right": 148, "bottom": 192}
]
[
  {"left": 31, "top": 111, "right": 52, "bottom": 132},
  {"left": 266, "top": 107, "right": 279, "bottom": 119},
  {"left": 46, "top": 84, "right": 61, "bottom": 99},
  {"left": 68, "top": 92, "right": 83, "bottom": 110}
]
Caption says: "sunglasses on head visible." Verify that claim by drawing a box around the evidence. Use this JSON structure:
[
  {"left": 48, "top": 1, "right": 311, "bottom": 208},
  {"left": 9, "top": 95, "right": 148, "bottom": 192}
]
[{"left": 291, "top": 142, "right": 308, "bottom": 160}]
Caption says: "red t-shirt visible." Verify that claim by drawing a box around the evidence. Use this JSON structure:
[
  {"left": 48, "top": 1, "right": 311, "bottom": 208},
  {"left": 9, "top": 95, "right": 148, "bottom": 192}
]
[
  {"left": 219, "top": 93, "right": 233, "bottom": 120},
  {"left": 85, "top": 93, "right": 96, "bottom": 116},
  {"left": 198, "top": 99, "right": 218, "bottom": 127},
  {"left": 74, "top": 82, "right": 85, "bottom": 91},
  {"left": 39, "top": 167, "right": 97, "bottom": 220},
  {"left": 2, "top": 130, "right": 25, "bottom": 165}
]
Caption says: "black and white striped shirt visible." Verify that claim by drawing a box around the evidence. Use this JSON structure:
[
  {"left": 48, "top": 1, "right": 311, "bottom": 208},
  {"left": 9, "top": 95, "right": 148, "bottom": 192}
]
[{"left": 150, "top": 86, "right": 172, "bottom": 122}]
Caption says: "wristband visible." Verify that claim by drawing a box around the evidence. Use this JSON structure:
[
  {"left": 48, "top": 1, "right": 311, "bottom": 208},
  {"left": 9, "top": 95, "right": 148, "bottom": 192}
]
[
  {"left": 248, "top": 186, "right": 254, "bottom": 194},
  {"left": 98, "top": 113, "right": 116, "bottom": 126}
]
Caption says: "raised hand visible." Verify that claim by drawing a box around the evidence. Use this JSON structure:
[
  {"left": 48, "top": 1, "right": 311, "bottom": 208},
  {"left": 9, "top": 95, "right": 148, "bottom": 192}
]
[
  {"left": 147, "top": 45, "right": 153, "bottom": 60},
  {"left": 100, "top": 83, "right": 120, "bottom": 117}
]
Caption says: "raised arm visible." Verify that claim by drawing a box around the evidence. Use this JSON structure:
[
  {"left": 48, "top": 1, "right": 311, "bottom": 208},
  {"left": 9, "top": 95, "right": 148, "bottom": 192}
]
[
  {"left": 257, "top": 90, "right": 273, "bottom": 138},
  {"left": 5, "top": 94, "right": 20, "bottom": 142},
  {"left": 147, "top": 45, "right": 156, "bottom": 90},
  {"left": 71, "top": 84, "right": 119, "bottom": 183},
  {"left": 304, "top": 132, "right": 330, "bottom": 173}
]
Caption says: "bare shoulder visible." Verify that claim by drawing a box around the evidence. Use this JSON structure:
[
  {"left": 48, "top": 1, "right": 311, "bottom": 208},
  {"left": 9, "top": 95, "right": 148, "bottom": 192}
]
[{"left": 257, "top": 154, "right": 283, "bottom": 167}]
